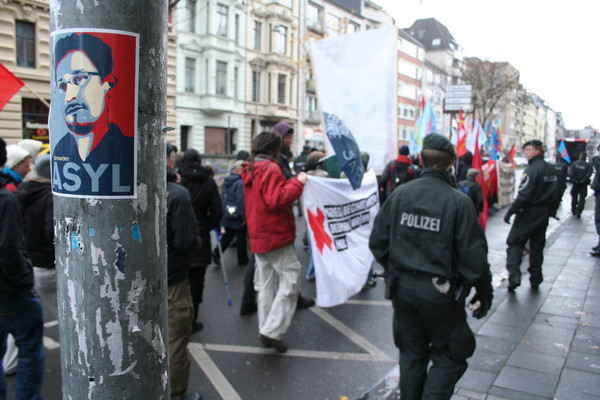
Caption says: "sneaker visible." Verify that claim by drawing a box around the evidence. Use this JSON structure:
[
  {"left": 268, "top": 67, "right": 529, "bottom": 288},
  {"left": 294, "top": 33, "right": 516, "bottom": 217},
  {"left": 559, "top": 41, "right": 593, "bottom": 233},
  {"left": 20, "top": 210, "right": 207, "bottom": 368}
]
[
  {"left": 507, "top": 281, "right": 520, "bottom": 292},
  {"left": 259, "top": 334, "right": 287, "bottom": 353},
  {"left": 239, "top": 303, "right": 257, "bottom": 316},
  {"left": 296, "top": 295, "right": 315, "bottom": 309},
  {"left": 192, "top": 322, "right": 204, "bottom": 333}
]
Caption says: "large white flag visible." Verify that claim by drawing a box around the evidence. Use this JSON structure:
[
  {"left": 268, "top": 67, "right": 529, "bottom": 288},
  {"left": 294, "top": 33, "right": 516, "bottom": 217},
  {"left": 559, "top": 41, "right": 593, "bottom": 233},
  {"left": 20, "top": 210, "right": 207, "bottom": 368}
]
[
  {"left": 301, "top": 169, "right": 379, "bottom": 307},
  {"left": 309, "top": 27, "right": 397, "bottom": 175}
]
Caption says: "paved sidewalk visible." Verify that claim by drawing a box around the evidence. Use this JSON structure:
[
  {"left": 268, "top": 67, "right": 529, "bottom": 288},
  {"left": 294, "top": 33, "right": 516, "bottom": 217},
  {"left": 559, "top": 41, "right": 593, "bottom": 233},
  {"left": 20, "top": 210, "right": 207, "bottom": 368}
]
[{"left": 359, "top": 206, "right": 600, "bottom": 400}]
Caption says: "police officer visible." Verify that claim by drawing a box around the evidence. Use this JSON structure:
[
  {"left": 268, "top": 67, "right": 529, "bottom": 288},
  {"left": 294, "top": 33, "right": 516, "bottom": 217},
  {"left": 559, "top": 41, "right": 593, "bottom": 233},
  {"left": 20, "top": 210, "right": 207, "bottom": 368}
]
[
  {"left": 569, "top": 152, "right": 593, "bottom": 218},
  {"left": 590, "top": 146, "right": 600, "bottom": 256},
  {"left": 504, "top": 139, "right": 561, "bottom": 291},
  {"left": 369, "top": 133, "right": 493, "bottom": 400}
]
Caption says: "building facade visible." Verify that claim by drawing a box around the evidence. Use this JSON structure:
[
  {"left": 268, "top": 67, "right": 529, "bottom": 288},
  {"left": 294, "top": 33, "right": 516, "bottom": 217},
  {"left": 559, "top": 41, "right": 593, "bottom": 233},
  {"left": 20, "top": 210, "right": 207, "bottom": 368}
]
[{"left": 0, "top": 0, "right": 50, "bottom": 145}]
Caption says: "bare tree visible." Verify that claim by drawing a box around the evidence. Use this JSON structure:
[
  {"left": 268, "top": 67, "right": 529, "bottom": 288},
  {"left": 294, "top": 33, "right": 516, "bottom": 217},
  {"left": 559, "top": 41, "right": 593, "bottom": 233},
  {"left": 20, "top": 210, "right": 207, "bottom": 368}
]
[{"left": 460, "top": 57, "right": 525, "bottom": 130}]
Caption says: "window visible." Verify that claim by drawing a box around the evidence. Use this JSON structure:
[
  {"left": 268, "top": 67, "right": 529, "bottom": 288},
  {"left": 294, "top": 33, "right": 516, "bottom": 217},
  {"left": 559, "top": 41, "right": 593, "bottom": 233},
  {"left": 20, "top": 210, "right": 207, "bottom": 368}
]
[
  {"left": 275, "top": 25, "right": 287, "bottom": 55},
  {"left": 306, "top": 95, "right": 318, "bottom": 120},
  {"left": 235, "top": 14, "right": 240, "bottom": 44},
  {"left": 217, "top": 4, "right": 228, "bottom": 37},
  {"left": 216, "top": 61, "right": 227, "bottom": 96},
  {"left": 432, "top": 38, "right": 441, "bottom": 46},
  {"left": 186, "top": 0, "right": 196, "bottom": 32},
  {"left": 326, "top": 14, "right": 340, "bottom": 35},
  {"left": 277, "top": 74, "right": 286, "bottom": 104},
  {"left": 349, "top": 22, "right": 360, "bottom": 33},
  {"left": 184, "top": 57, "right": 195, "bottom": 93},
  {"left": 252, "top": 70, "right": 260, "bottom": 102},
  {"left": 234, "top": 67, "right": 239, "bottom": 99},
  {"left": 253, "top": 21, "right": 262, "bottom": 50},
  {"left": 16, "top": 21, "right": 35, "bottom": 68},
  {"left": 307, "top": 4, "right": 323, "bottom": 30}
]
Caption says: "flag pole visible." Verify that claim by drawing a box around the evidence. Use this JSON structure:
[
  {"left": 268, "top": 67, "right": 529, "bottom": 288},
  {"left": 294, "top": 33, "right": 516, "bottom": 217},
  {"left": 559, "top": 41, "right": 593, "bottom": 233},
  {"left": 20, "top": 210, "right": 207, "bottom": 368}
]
[{"left": 21, "top": 82, "right": 50, "bottom": 108}]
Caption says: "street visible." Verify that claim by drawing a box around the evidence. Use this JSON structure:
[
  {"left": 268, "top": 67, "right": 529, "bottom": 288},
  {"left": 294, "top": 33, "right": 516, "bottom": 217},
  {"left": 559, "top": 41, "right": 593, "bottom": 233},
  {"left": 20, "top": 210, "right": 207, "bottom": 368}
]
[{"left": 7, "top": 176, "right": 594, "bottom": 400}]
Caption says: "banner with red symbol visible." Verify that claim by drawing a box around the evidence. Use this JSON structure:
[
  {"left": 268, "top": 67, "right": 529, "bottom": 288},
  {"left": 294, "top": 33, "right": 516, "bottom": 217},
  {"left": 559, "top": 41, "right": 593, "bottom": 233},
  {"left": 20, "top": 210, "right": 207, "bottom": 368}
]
[{"left": 301, "top": 169, "right": 379, "bottom": 307}]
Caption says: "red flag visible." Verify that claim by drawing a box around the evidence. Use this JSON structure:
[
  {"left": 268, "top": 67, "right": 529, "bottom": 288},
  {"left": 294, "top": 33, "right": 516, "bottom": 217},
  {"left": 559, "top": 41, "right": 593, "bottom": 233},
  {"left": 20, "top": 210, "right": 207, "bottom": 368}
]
[
  {"left": 0, "top": 63, "right": 24, "bottom": 111},
  {"left": 508, "top": 143, "right": 516, "bottom": 169},
  {"left": 472, "top": 133, "right": 488, "bottom": 230},
  {"left": 456, "top": 109, "right": 468, "bottom": 157}
]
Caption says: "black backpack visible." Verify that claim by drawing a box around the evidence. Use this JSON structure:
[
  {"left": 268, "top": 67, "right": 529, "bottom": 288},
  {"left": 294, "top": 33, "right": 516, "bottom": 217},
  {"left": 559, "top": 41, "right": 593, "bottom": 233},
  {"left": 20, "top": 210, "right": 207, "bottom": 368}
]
[{"left": 390, "top": 162, "right": 413, "bottom": 191}]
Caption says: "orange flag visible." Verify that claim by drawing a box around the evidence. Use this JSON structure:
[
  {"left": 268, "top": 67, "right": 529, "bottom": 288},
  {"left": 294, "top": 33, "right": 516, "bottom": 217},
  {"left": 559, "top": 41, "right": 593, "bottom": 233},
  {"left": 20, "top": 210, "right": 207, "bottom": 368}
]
[
  {"left": 0, "top": 63, "right": 24, "bottom": 111},
  {"left": 508, "top": 143, "right": 516, "bottom": 169},
  {"left": 456, "top": 109, "right": 468, "bottom": 157}
]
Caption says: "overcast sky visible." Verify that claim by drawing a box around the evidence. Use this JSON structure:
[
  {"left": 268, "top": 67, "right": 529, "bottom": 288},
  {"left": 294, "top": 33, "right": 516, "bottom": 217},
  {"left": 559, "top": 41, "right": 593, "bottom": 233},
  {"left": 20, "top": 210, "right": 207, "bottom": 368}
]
[{"left": 375, "top": 0, "right": 599, "bottom": 130}]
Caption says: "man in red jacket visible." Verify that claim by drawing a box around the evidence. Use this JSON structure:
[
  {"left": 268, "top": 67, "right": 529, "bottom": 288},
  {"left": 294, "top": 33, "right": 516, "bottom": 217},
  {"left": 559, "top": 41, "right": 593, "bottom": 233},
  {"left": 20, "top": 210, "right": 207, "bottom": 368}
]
[{"left": 243, "top": 131, "right": 307, "bottom": 353}]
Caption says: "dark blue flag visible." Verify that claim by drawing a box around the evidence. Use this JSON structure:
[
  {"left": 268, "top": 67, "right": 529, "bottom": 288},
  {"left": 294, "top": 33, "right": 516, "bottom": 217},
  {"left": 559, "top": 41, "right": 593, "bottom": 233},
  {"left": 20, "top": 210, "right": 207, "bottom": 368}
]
[{"left": 323, "top": 112, "right": 364, "bottom": 189}]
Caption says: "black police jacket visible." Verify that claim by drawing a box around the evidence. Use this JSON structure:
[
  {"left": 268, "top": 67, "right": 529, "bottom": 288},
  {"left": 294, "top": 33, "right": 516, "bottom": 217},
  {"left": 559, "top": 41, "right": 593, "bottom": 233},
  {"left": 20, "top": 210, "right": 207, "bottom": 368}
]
[
  {"left": 508, "top": 155, "right": 561, "bottom": 215},
  {"left": 369, "top": 168, "right": 492, "bottom": 292}
]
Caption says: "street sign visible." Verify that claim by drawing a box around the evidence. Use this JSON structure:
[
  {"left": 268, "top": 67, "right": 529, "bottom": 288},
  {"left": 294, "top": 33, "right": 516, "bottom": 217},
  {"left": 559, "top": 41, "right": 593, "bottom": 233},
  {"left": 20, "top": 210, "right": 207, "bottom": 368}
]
[
  {"left": 446, "top": 85, "right": 472, "bottom": 92},
  {"left": 445, "top": 98, "right": 471, "bottom": 105},
  {"left": 446, "top": 91, "right": 472, "bottom": 98},
  {"left": 444, "top": 104, "right": 472, "bottom": 112}
]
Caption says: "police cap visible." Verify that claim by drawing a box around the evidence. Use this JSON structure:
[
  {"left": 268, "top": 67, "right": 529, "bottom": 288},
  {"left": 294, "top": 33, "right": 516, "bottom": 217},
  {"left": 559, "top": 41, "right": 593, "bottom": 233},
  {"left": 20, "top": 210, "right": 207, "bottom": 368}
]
[
  {"left": 423, "top": 133, "right": 456, "bottom": 157},
  {"left": 522, "top": 139, "right": 543, "bottom": 149}
]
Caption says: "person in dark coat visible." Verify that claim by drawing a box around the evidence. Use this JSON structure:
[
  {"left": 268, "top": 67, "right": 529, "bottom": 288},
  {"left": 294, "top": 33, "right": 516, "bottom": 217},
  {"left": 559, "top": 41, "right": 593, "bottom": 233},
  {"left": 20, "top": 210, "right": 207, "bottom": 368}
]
[
  {"left": 457, "top": 168, "right": 484, "bottom": 215},
  {"left": 0, "top": 138, "right": 45, "bottom": 399},
  {"left": 457, "top": 151, "right": 473, "bottom": 182},
  {"left": 214, "top": 160, "right": 249, "bottom": 266},
  {"left": 568, "top": 152, "right": 593, "bottom": 218},
  {"left": 15, "top": 154, "right": 57, "bottom": 320},
  {"left": 179, "top": 149, "right": 223, "bottom": 332},
  {"left": 165, "top": 142, "right": 202, "bottom": 400}
]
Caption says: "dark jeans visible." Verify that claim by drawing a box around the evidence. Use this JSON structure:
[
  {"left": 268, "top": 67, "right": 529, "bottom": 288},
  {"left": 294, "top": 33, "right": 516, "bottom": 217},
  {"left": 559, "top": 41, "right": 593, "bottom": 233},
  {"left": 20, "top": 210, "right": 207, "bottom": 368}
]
[
  {"left": 241, "top": 254, "right": 257, "bottom": 306},
  {"left": 218, "top": 227, "right": 249, "bottom": 266},
  {"left": 0, "top": 291, "right": 45, "bottom": 400},
  {"left": 189, "top": 265, "right": 209, "bottom": 323}
]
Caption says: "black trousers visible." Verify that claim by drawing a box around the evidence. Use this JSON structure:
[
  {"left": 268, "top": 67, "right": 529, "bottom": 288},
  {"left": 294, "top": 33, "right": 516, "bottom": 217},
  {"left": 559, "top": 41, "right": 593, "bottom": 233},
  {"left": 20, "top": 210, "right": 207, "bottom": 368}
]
[
  {"left": 218, "top": 227, "right": 249, "bottom": 266},
  {"left": 506, "top": 208, "right": 550, "bottom": 286},
  {"left": 392, "top": 273, "right": 475, "bottom": 400},
  {"left": 571, "top": 183, "right": 588, "bottom": 216}
]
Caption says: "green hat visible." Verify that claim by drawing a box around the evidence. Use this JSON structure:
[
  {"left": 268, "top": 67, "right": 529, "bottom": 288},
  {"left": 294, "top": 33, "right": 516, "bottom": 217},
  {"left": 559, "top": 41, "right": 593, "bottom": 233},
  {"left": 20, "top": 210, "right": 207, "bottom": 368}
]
[{"left": 423, "top": 133, "right": 456, "bottom": 157}]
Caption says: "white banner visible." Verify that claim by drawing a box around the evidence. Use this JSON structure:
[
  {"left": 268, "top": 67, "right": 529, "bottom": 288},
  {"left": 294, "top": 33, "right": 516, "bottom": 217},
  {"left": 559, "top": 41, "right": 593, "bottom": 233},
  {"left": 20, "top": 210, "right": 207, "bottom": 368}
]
[
  {"left": 496, "top": 161, "right": 515, "bottom": 209},
  {"left": 301, "top": 169, "right": 379, "bottom": 307},
  {"left": 309, "top": 27, "right": 397, "bottom": 175}
]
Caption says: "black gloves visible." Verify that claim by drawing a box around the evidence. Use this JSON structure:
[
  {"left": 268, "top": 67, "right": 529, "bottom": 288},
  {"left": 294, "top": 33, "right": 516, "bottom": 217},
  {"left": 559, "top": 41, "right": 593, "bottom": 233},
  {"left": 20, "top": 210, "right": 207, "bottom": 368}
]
[
  {"left": 302, "top": 159, "right": 320, "bottom": 172},
  {"left": 469, "top": 287, "right": 493, "bottom": 319},
  {"left": 503, "top": 211, "right": 513, "bottom": 224}
]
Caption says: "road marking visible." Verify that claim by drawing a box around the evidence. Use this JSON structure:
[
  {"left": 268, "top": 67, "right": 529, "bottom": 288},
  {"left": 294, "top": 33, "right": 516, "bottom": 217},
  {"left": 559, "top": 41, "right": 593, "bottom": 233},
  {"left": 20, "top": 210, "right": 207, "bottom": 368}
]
[
  {"left": 44, "top": 336, "right": 60, "bottom": 350},
  {"left": 45, "top": 320, "right": 58, "bottom": 328},
  {"left": 345, "top": 299, "right": 391, "bottom": 306},
  {"left": 196, "top": 343, "right": 393, "bottom": 362},
  {"left": 310, "top": 307, "right": 396, "bottom": 362},
  {"left": 188, "top": 343, "right": 243, "bottom": 400}
]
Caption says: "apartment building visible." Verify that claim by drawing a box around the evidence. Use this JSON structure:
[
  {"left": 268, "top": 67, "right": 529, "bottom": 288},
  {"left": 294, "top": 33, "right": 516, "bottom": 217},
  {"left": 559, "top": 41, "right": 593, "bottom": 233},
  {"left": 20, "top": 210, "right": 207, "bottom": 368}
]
[
  {"left": 173, "top": 0, "right": 248, "bottom": 155},
  {"left": 0, "top": 0, "right": 50, "bottom": 144},
  {"left": 396, "top": 29, "right": 423, "bottom": 146}
]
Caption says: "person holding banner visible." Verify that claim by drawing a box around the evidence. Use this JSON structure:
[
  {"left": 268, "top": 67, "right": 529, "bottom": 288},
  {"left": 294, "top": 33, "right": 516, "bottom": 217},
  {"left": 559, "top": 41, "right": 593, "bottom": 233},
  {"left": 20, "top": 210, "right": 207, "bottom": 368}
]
[
  {"left": 369, "top": 133, "right": 492, "bottom": 400},
  {"left": 243, "top": 131, "right": 308, "bottom": 353}
]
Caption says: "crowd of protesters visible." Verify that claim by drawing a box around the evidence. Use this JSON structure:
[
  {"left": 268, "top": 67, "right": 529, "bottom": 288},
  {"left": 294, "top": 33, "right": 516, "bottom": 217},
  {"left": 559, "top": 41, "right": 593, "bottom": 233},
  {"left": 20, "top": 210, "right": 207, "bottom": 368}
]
[{"left": 2, "top": 129, "right": 599, "bottom": 400}]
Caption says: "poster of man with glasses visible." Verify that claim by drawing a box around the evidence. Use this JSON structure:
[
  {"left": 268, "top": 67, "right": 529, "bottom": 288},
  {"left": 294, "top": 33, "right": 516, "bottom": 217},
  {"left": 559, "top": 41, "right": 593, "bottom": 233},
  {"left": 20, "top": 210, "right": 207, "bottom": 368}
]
[{"left": 50, "top": 29, "right": 138, "bottom": 198}]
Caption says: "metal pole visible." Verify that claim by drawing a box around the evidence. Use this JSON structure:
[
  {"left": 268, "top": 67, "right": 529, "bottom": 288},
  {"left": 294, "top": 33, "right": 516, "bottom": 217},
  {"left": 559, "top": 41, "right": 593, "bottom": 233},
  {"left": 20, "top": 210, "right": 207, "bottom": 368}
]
[{"left": 49, "top": 1, "right": 169, "bottom": 398}]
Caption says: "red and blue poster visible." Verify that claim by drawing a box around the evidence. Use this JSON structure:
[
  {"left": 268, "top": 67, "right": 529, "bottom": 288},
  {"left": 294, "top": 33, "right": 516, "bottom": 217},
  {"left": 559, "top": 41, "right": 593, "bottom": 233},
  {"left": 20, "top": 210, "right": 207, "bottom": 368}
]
[{"left": 50, "top": 29, "right": 139, "bottom": 198}]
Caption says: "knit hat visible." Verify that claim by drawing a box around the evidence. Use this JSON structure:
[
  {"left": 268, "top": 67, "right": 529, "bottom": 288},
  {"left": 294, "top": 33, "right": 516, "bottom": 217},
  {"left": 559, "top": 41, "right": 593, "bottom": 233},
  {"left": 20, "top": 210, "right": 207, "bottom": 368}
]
[
  {"left": 18, "top": 139, "right": 43, "bottom": 158},
  {"left": 0, "top": 138, "right": 6, "bottom": 167},
  {"left": 235, "top": 150, "right": 250, "bottom": 161},
  {"left": 272, "top": 121, "right": 294, "bottom": 137},
  {"left": 35, "top": 154, "right": 51, "bottom": 179},
  {"left": 399, "top": 145, "right": 410, "bottom": 156},
  {"left": 6, "top": 144, "right": 30, "bottom": 168},
  {"left": 422, "top": 133, "right": 456, "bottom": 157},
  {"left": 466, "top": 168, "right": 479, "bottom": 177},
  {"left": 166, "top": 141, "right": 176, "bottom": 156}
]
